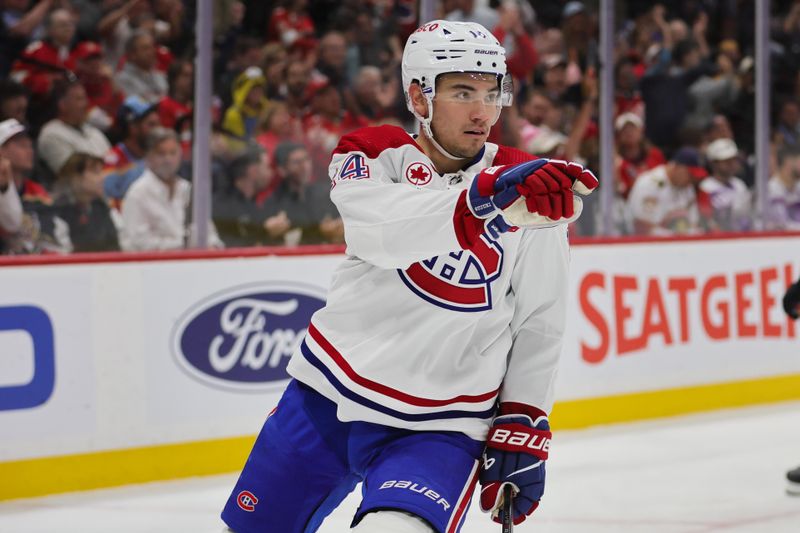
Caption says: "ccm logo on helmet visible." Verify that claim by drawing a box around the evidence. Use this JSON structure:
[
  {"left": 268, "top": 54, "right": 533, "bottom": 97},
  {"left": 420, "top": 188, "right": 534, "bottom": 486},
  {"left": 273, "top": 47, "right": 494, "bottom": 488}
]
[
  {"left": 490, "top": 429, "right": 551, "bottom": 452},
  {"left": 237, "top": 490, "right": 259, "bottom": 512}
]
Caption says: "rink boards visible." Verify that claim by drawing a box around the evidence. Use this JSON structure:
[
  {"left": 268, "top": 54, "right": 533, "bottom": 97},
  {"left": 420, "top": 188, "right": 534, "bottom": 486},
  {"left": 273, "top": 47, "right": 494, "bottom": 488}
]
[{"left": 1, "top": 233, "right": 799, "bottom": 500}]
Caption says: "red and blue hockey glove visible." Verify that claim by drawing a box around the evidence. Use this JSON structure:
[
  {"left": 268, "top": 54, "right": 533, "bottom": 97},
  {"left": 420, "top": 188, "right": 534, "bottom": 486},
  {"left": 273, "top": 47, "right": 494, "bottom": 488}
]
[
  {"left": 479, "top": 413, "right": 550, "bottom": 526},
  {"left": 467, "top": 159, "right": 550, "bottom": 218},
  {"left": 467, "top": 159, "right": 599, "bottom": 227}
]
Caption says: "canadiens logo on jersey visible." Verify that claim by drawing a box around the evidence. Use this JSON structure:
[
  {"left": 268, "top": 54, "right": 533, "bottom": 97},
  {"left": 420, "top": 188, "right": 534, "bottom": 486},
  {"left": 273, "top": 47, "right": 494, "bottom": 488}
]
[
  {"left": 398, "top": 233, "right": 503, "bottom": 312},
  {"left": 405, "top": 162, "right": 433, "bottom": 186}
]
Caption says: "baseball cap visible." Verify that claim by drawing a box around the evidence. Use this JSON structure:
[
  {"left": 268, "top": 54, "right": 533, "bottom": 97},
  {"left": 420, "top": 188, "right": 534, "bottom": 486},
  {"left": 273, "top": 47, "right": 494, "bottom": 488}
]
[
  {"left": 0, "top": 118, "right": 26, "bottom": 146},
  {"left": 541, "top": 54, "right": 568, "bottom": 70},
  {"left": 614, "top": 112, "right": 643, "bottom": 131},
  {"left": 706, "top": 138, "right": 738, "bottom": 161},
  {"left": 671, "top": 146, "right": 707, "bottom": 178},
  {"left": 526, "top": 127, "right": 567, "bottom": 155},
  {"left": 72, "top": 41, "right": 103, "bottom": 62},
  {"left": 119, "top": 95, "right": 158, "bottom": 122},
  {"left": 307, "top": 78, "right": 334, "bottom": 100},
  {"left": 562, "top": 1, "right": 586, "bottom": 19}
]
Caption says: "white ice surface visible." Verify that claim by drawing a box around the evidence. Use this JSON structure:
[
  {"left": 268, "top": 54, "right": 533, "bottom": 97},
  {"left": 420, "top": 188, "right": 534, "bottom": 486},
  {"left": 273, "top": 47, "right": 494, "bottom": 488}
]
[{"left": 2, "top": 401, "right": 799, "bottom": 532}]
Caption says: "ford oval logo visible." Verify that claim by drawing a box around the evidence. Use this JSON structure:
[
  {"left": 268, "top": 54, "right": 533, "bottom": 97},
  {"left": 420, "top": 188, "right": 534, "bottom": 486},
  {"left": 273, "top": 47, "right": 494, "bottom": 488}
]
[{"left": 172, "top": 282, "right": 326, "bottom": 391}]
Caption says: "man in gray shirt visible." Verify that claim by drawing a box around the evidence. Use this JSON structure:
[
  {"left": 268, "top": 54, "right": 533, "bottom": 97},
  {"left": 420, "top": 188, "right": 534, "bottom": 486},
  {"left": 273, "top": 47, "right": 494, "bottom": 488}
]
[{"left": 115, "top": 29, "right": 168, "bottom": 103}]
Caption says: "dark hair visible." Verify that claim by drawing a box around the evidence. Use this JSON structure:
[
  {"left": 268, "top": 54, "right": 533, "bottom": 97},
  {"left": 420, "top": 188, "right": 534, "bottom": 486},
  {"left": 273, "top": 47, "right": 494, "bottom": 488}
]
[
  {"left": 614, "top": 56, "right": 636, "bottom": 78},
  {"left": 50, "top": 77, "right": 83, "bottom": 107},
  {"left": 233, "top": 36, "right": 263, "bottom": 59},
  {"left": 0, "top": 79, "right": 28, "bottom": 104},
  {"left": 518, "top": 87, "right": 555, "bottom": 108},
  {"left": 777, "top": 145, "right": 800, "bottom": 166},
  {"left": 167, "top": 59, "right": 193, "bottom": 97},
  {"left": 673, "top": 39, "right": 700, "bottom": 66},
  {"left": 125, "top": 29, "right": 153, "bottom": 55},
  {"left": 58, "top": 152, "right": 103, "bottom": 183},
  {"left": 274, "top": 141, "right": 307, "bottom": 167},
  {"left": 228, "top": 148, "right": 263, "bottom": 183}
]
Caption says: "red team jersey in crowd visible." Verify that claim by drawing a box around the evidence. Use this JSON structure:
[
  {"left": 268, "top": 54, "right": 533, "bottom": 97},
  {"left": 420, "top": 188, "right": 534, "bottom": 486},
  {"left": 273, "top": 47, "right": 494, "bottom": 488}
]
[
  {"left": 157, "top": 96, "right": 192, "bottom": 129},
  {"left": 286, "top": 125, "right": 568, "bottom": 441},
  {"left": 617, "top": 145, "right": 665, "bottom": 198},
  {"left": 11, "top": 40, "right": 71, "bottom": 96}
]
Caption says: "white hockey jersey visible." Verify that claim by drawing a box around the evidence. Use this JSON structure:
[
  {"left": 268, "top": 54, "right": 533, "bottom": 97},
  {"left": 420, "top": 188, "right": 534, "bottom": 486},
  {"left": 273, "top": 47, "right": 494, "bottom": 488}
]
[{"left": 286, "top": 125, "right": 569, "bottom": 441}]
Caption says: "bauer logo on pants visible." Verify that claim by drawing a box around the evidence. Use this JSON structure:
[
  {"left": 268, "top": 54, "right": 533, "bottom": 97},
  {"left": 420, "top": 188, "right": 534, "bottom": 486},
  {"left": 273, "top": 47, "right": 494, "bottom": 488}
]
[
  {"left": 0, "top": 305, "right": 55, "bottom": 411},
  {"left": 237, "top": 491, "right": 258, "bottom": 512},
  {"left": 171, "top": 282, "right": 326, "bottom": 391}
]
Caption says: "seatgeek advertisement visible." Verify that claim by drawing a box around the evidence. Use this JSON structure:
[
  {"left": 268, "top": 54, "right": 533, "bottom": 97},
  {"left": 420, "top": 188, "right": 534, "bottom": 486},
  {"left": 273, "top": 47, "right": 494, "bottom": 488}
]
[{"left": 1, "top": 235, "right": 799, "bottom": 466}]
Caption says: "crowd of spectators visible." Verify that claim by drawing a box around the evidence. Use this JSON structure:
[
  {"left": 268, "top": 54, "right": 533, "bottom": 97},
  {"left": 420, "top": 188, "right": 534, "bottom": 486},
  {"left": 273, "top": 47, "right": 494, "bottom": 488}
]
[{"left": 1, "top": 0, "right": 800, "bottom": 255}]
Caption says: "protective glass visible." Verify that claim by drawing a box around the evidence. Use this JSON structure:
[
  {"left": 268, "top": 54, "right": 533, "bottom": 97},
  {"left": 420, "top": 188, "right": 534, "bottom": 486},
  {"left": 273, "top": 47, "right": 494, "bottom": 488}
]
[{"left": 433, "top": 72, "right": 513, "bottom": 107}]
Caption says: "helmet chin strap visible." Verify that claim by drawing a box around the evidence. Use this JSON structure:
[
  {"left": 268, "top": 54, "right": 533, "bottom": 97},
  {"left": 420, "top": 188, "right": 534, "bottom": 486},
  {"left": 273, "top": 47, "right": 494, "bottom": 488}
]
[{"left": 415, "top": 95, "right": 463, "bottom": 161}]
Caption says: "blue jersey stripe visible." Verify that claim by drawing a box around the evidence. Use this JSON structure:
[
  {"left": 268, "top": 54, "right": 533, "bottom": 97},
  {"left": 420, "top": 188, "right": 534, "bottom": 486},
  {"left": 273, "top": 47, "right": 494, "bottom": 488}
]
[{"left": 300, "top": 341, "right": 496, "bottom": 422}]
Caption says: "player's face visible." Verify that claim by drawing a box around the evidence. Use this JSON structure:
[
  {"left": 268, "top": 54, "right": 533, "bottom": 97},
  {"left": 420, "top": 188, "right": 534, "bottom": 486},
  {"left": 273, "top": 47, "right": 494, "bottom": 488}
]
[{"left": 431, "top": 73, "right": 501, "bottom": 158}]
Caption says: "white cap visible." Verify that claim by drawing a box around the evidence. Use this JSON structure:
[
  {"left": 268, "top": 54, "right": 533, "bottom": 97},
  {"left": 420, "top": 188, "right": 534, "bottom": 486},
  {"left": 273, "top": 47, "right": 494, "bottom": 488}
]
[
  {"left": 526, "top": 127, "right": 567, "bottom": 154},
  {"left": 706, "top": 138, "right": 738, "bottom": 161},
  {"left": 0, "top": 118, "right": 26, "bottom": 146},
  {"left": 614, "top": 112, "right": 643, "bottom": 131}
]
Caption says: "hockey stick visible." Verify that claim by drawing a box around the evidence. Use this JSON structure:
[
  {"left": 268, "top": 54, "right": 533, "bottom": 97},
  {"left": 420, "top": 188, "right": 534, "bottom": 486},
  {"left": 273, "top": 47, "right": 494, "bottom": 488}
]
[{"left": 501, "top": 484, "right": 514, "bottom": 532}]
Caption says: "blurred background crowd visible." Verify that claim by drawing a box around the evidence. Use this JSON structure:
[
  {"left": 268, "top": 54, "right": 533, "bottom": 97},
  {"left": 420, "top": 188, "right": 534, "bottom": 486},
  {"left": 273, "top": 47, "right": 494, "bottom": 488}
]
[{"left": 1, "top": 0, "right": 800, "bottom": 254}]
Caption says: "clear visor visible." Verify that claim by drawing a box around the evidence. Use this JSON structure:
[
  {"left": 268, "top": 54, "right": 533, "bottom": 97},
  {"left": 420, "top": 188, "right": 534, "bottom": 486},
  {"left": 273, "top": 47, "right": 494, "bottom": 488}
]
[{"left": 432, "top": 72, "right": 513, "bottom": 107}]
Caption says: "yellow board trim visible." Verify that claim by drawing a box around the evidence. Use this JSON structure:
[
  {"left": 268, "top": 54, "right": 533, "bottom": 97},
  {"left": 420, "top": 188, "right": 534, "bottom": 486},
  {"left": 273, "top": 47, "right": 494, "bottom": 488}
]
[
  {"left": 3, "top": 373, "right": 800, "bottom": 502},
  {"left": 550, "top": 372, "right": 800, "bottom": 429},
  {"left": 0, "top": 435, "right": 256, "bottom": 502}
]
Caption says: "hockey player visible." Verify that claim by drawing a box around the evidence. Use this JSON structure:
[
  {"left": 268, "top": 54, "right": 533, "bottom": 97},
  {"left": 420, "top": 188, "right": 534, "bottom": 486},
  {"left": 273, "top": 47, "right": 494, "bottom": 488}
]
[
  {"left": 221, "top": 20, "right": 598, "bottom": 533},
  {"left": 782, "top": 276, "right": 800, "bottom": 495}
]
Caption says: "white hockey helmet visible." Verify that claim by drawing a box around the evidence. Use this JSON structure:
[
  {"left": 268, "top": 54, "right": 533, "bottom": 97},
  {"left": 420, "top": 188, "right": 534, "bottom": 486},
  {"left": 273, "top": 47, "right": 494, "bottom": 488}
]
[{"left": 402, "top": 20, "right": 512, "bottom": 159}]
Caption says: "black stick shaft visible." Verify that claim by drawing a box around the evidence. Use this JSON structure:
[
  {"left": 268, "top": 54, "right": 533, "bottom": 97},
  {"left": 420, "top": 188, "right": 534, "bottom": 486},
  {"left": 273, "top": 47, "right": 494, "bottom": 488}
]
[{"left": 502, "top": 484, "right": 514, "bottom": 533}]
